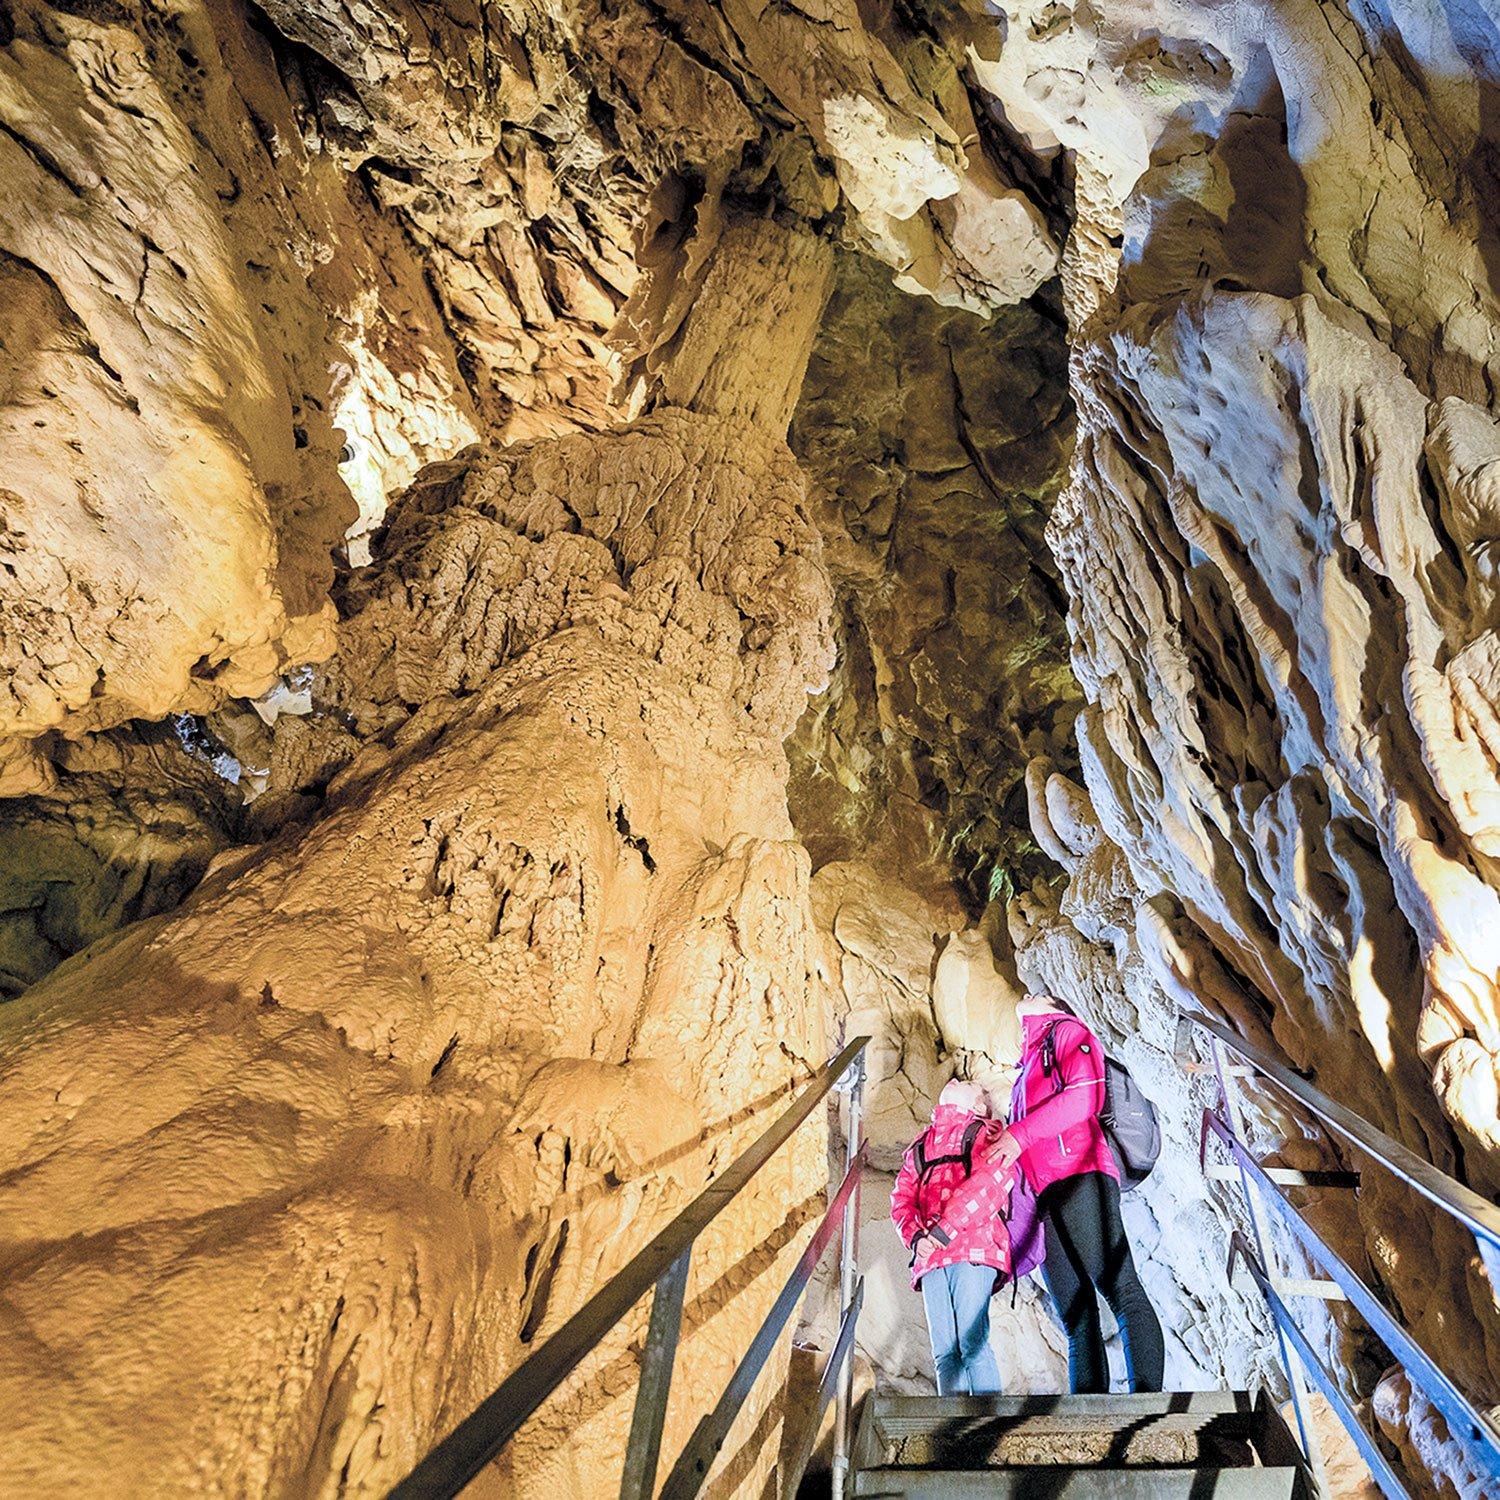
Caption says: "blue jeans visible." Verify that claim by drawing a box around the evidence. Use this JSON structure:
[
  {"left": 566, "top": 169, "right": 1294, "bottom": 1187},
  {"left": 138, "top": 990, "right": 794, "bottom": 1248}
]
[{"left": 920, "top": 1263, "right": 1002, "bottom": 1395}]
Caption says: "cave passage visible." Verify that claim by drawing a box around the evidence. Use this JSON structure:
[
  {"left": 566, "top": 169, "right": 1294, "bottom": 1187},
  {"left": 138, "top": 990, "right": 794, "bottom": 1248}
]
[{"left": 3, "top": 0, "right": 1500, "bottom": 1496}]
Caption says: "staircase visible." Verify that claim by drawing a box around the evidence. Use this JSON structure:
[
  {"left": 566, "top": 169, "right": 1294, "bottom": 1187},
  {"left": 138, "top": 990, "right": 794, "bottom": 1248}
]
[
  {"left": 389, "top": 1022, "right": 1500, "bottom": 1500},
  {"left": 850, "top": 1390, "right": 1311, "bottom": 1498}
]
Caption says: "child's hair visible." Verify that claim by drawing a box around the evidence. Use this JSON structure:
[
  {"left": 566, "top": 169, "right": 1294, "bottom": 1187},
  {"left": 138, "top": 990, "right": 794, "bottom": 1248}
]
[{"left": 937, "top": 1078, "right": 992, "bottom": 1116}]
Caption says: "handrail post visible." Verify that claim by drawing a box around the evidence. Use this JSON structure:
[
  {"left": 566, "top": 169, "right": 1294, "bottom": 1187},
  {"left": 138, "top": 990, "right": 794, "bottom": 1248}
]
[
  {"left": 830, "top": 1049, "right": 865, "bottom": 1500},
  {"left": 1208, "top": 1032, "right": 1328, "bottom": 1497},
  {"left": 619, "top": 1247, "right": 692, "bottom": 1500}
]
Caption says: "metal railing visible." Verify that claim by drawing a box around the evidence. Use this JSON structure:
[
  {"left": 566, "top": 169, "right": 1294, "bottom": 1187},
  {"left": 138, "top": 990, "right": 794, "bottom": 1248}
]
[
  {"left": 388, "top": 1036, "right": 869, "bottom": 1500},
  {"left": 1188, "top": 1010, "right": 1500, "bottom": 1499}
]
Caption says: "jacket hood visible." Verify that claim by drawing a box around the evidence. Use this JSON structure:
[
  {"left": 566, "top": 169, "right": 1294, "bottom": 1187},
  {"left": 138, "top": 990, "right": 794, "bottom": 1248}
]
[{"left": 1021, "top": 1009, "right": 1067, "bottom": 1043}]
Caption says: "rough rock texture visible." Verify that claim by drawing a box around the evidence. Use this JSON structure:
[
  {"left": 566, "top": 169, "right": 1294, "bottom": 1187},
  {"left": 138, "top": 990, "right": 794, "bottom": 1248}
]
[
  {"left": 958, "top": 3, "right": 1500, "bottom": 1486},
  {"left": 0, "top": 726, "right": 231, "bottom": 997},
  {"left": 0, "top": 0, "right": 479, "bottom": 796},
  {"left": 7, "top": 0, "right": 1500, "bottom": 1494},
  {"left": 0, "top": 0, "right": 1058, "bottom": 804},
  {"left": 788, "top": 252, "right": 1078, "bottom": 907},
  {"left": 0, "top": 218, "right": 837, "bottom": 1497},
  {"left": 255, "top": 0, "right": 1060, "bottom": 431},
  {"left": 0, "top": 0, "right": 569, "bottom": 792}
]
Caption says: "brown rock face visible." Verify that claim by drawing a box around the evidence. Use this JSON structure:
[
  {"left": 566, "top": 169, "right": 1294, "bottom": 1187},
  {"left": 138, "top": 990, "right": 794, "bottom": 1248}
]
[
  {"left": 0, "top": 0, "right": 1058, "bottom": 798},
  {"left": 0, "top": 727, "right": 231, "bottom": 997},
  {"left": 8, "top": 0, "right": 1500, "bottom": 1493},
  {"left": 0, "top": 0, "right": 478, "bottom": 794},
  {"left": 0, "top": 219, "right": 837, "bottom": 1496},
  {"left": 788, "top": 252, "right": 1078, "bottom": 906}
]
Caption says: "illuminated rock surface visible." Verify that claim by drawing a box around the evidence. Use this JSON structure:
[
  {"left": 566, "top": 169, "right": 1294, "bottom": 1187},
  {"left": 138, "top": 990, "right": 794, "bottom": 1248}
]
[
  {"left": 0, "top": 217, "right": 839, "bottom": 1497},
  {"left": 3, "top": 0, "right": 1500, "bottom": 1494}
]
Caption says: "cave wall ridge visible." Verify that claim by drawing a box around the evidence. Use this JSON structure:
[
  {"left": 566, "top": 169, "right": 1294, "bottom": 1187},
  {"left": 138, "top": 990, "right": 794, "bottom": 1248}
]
[{"left": 959, "top": 3, "right": 1500, "bottom": 1485}]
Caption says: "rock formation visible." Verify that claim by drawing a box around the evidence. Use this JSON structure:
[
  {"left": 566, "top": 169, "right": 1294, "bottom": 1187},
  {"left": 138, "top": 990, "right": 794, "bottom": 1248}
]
[
  {"left": 0, "top": 216, "right": 841, "bottom": 1497},
  {"left": 962, "top": 4, "right": 1500, "bottom": 1490},
  {"left": 0, "top": 726, "right": 231, "bottom": 997},
  {"left": 0, "top": 0, "right": 479, "bottom": 797},
  {"left": 0, "top": 0, "right": 1058, "bottom": 804},
  {"left": 788, "top": 252, "right": 1078, "bottom": 907},
  {"left": 5, "top": 0, "right": 1500, "bottom": 1493}
]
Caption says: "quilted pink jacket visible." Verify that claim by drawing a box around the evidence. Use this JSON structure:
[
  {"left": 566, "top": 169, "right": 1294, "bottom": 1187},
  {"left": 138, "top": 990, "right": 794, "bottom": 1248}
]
[{"left": 890, "top": 1104, "right": 1019, "bottom": 1287}]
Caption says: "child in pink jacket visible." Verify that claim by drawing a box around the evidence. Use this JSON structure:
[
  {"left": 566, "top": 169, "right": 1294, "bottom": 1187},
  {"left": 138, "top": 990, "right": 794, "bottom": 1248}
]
[{"left": 890, "top": 1080, "right": 1019, "bottom": 1394}]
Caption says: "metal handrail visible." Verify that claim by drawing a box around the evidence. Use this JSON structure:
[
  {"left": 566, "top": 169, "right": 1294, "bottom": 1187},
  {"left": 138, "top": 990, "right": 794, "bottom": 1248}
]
[
  {"left": 1205, "top": 1109, "right": 1500, "bottom": 1468},
  {"left": 1192, "top": 1011, "right": 1500, "bottom": 1252},
  {"left": 782, "top": 1277, "right": 864, "bottom": 1494},
  {"left": 1192, "top": 1012, "right": 1500, "bottom": 1498},
  {"left": 1229, "top": 1233, "right": 1415, "bottom": 1500},
  {"left": 658, "top": 1145, "right": 866, "bottom": 1499},
  {"left": 388, "top": 1036, "right": 869, "bottom": 1499}
]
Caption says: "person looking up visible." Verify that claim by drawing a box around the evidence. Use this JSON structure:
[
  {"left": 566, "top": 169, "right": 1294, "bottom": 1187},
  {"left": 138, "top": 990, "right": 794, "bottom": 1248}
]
[
  {"left": 890, "top": 1078, "right": 1020, "bottom": 1395},
  {"left": 985, "top": 993, "right": 1166, "bottom": 1394}
]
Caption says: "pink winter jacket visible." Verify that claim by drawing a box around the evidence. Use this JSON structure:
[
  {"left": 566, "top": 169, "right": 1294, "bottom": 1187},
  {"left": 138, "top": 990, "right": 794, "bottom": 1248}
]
[
  {"left": 1008, "top": 1012, "right": 1119, "bottom": 1194},
  {"left": 890, "top": 1104, "right": 1019, "bottom": 1288}
]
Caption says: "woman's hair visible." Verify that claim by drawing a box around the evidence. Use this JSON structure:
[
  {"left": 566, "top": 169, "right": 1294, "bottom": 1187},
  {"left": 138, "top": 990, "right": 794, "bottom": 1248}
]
[{"left": 1028, "top": 991, "right": 1077, "bottom": 1018}]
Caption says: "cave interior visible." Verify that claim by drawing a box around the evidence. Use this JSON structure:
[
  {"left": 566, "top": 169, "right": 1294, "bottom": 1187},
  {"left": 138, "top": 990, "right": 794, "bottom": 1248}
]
[{"left": 2, "top": 0, "right": 1500, "bottom": 1495}]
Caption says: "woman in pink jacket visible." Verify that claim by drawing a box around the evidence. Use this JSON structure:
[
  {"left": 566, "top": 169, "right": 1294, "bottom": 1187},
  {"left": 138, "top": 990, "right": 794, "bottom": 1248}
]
[
  {"left": 889, "top": 1079, "right": 1019, "bottom": 1394},
  {"left": 988, "top": 993, "right": 1165, "bottom": 1394}
]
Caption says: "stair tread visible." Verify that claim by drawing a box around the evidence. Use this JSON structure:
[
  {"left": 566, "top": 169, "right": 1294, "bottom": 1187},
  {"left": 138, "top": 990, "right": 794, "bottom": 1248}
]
[
  {"left": 870, "top": 1390, "right": 1265, "bottom": 1463},
  {"left": 851, "top": 1390, "right": 1315, "bottom": 1486},
  {"left": 855, "top": 1463, "right": 1304, "bottom": 1498},
  {"left": 888, "top": 1432, "right": 1258, "bottom": 1468},
  {"left": 872, "top": 1391, "right": 1258, "bottom": 1420}
]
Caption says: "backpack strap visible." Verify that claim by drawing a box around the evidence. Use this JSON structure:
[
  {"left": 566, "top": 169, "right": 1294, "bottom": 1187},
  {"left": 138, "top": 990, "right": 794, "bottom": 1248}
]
[
  {"left": 959, "top": 1117, "right": 984, "bottom": 1176},
  {"left": 1040, "top": 1019, "right": 1063, "bottom": 1095},
  {"left": 909, "top": 1117, "right": 987, "bottom": 1181}
]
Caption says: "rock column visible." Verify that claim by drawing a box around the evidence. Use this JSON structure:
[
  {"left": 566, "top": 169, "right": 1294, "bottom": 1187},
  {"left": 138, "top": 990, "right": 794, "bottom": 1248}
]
[{"left": 0, "top": 215, "right": 836, "bottom": 1498}]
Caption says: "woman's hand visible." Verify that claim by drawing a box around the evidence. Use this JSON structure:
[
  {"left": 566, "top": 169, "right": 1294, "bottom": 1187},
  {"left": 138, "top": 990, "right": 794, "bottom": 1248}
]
[
  {"left": 911, "top": 1231, "right": 938, "bottom": 1262},
  {"left": 992, "top": 1129, "right": 1023, "bottom": 1169}
]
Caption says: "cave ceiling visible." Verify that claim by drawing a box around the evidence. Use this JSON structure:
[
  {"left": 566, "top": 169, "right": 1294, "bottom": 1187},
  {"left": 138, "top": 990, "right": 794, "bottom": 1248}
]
[{"left": 0, "top": 0, "right": 1079, "bottom": 941}]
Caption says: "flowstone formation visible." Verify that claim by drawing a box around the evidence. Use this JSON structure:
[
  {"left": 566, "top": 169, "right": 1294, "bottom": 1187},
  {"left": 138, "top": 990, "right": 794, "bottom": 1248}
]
[
  {"left": 0, "top": 0, "right": 1072, "bottom": 1487},
  {"left": 957, "top": 1, "right": 1500, "bottom": 1489},
  {"left": 0, "top": 0, "right": 1058, "bottom": 804},
  {"left": 0, "top": 0, "right": 480, "bottom": 798},
  {"left": 0, "top": 218, "right": 841, "bottom": 1497},
  {"left": 6, "top": 0, "right": 1500, "bottom": 1493}
]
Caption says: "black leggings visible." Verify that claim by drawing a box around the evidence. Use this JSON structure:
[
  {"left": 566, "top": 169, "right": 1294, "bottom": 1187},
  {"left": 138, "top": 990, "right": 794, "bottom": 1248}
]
[{"left": 1040, "top": 1171, "right": 1165, "bottom": 1393}]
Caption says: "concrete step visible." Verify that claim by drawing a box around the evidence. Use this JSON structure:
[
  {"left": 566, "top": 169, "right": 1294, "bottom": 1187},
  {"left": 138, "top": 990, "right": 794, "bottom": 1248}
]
[
  {"left": 850, "top": 1391, "right": 1312, "bottom": 1499},
  {"left": 854, "top": 1465, "right": 1304, "bottom": 1498},
  {"left": 870, "top": 1391, "right": 1265, "bottom": 1469}
]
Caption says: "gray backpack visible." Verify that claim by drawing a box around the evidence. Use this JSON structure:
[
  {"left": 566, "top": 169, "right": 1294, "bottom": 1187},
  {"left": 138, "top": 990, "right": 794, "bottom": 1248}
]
[{"left": 1041, "top": 1022, "right": 1162, "bottom": 1192}]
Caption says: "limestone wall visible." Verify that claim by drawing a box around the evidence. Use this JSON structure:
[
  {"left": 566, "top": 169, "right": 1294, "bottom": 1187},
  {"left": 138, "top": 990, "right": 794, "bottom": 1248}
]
[{"left": 0, "top": 219, "right": 838, "bottom": 1498}]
